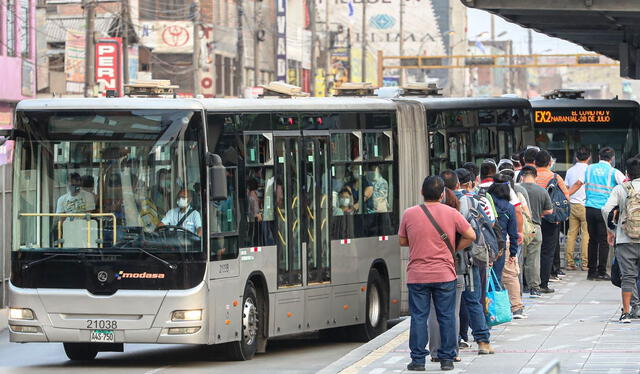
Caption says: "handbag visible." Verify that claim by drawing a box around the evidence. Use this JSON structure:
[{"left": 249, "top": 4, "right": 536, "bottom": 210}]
[{"left": 485, "top": 267, "right": 512, "bottom": 326}]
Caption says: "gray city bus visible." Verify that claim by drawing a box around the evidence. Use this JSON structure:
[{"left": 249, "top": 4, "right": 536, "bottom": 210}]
[{"left": 4, "top": 97, "right": 420, "bottom": 361}]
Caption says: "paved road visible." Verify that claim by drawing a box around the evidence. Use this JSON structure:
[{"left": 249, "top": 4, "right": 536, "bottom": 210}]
[{"left": 0, "top": 331, "right": 361, "bottom": 374}]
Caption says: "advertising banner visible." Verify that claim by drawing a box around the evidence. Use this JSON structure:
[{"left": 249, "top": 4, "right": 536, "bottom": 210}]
[
  {"left": 64, "top": 30, "right": 85, "bottom": 93},
  {"left": 95, "top": 38, "right": 123, "bottom": 96}
]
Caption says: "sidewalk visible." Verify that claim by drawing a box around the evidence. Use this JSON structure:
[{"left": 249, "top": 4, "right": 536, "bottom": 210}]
[{"left": 319, "top": 271, "right": 640, "bottom": 374}]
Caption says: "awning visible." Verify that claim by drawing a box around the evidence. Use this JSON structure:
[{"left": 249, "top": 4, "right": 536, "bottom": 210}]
[{"left": 46, "top": 15, "right": 139, "bottom": 45}]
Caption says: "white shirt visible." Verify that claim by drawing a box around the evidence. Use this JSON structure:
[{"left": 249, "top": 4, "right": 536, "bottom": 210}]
[
  {"left": 565, "top": 162, "right": 588, "bottom": 205},
  {"left": 56, "top": 190, "right": 96, "bottom": 213},
  {"left": 162, "top": 206, "right": 202, "bottom": 234}
]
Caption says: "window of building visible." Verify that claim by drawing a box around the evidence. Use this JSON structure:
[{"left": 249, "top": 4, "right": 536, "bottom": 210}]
[{"left": 139, "top": 0, "right": 191, "bottom": 20}]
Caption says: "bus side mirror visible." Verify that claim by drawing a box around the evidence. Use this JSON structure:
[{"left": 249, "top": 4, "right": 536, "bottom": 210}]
[{"left": 207, "top": 152, "right": 228, "bottom": 201}]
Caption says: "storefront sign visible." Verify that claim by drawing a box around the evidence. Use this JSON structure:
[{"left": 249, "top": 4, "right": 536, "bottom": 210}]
[
  {"left": 276, "top": 0, "right": 287, "bottom": 81},
  {"left": 95, "top": 38, "right": 123, "bottom": 96}
]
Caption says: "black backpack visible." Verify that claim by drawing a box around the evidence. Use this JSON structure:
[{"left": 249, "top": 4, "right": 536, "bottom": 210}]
[{"left": 542, "top": 174, "right": 570, "bottom": 223}]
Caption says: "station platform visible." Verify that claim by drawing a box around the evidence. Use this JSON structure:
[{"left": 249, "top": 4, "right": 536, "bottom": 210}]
[{"left": 318, "top": 271, "right": 639, "bottom": 374}]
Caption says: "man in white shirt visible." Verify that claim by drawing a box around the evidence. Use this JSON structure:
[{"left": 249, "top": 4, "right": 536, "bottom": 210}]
[
  {"left": 56, "top": 173, "right": 96, "bottom": 214},
  {"left": 160, "top": 189, "right": 202, "bottom": 236},
  {"left": 565, "top": 147, "right": 591, "bottom": 271}
]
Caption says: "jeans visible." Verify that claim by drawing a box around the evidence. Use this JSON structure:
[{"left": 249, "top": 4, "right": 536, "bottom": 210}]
[
  {"left": 429, "top": 276, "right": 464, "bottom": 359},
  {"left": 523, "top": 224, "right": 542, "bottom": 289},
  {"left": 459, "top": 298, "right": 469, "bottom": 342},
  {"left": 586, "top": 207, "right": 610, "bottom": 276},
  {"left": 493, "top": 251, "right": 506, "bottom": 283},
  {"left": 540, "top": 220, "right": 560, "bottom": 288},
  {"left": 566, "top": 203, "right": 589, "bottom": 267},
  {"left": 408, "top": 280, "right": 457, "bottom": 364},
  {"left": 461, "top": 266, "right": 490, "bottom": 343}
]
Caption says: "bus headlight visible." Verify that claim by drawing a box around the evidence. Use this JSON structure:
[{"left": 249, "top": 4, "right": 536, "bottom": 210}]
[
  {"left": 167, "top": 327, "right": 201, "bottom": 335},
  {"left": 171, "top": 310, "right": 202, "bottom": 321},
  {"left": 9, "top": 308, "right": 35, "bottom": 320},
  {"left": 9, "top": 325, "right": 41, "bottom": 333}
]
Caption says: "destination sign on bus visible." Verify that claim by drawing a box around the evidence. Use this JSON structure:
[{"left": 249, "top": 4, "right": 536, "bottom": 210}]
[{"left": 534, "top": 109, "right": 612, "bottom": 124}]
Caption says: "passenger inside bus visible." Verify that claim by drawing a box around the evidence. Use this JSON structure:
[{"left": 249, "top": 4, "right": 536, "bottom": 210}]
[
  {"left": 151, "top": 168, "right": 172, "bottom": 215},
  {"left": 364, "top": 164, "right": 389, "bottom": 213},
  {"left": 56, "top": 172, "right": 96, "bottom": 214},
  {"left": 158, "top": 189, "right": 202, "bottom": 237}
]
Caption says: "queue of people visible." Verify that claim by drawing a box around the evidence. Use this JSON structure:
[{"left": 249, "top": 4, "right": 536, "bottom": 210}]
[{"left": 399, "top": 145, "right": 639, "bottom": 371}]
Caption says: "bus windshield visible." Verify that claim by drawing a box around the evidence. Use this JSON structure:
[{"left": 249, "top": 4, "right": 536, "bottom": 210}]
[{"left": 12, "top": 109, "right": 205, "bottom": 254}]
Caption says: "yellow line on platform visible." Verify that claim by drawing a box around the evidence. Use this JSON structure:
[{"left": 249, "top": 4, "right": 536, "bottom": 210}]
[{"left": 339, "top": 330, "right": 410, "bottom": 374}]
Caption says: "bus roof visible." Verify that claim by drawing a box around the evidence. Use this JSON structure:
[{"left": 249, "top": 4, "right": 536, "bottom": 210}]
[
  {"left": 530, "top": 99, "right": 640, "bottom": 109},
  {"left": 16, "top": 98, "right": 204, "bottom": 111},
  {"left": 198, "top": 97, "right": 397, "bottom": 112},
  {"left": 400, "top": 96, "right": 532, "bottom": 110}
]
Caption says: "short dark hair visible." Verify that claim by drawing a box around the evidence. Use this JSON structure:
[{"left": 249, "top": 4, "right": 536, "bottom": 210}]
[
  {"left": 487, "top": 174, "right": 511, "bottom": 201},
  {"left": 455, "top": 168, "right": 473, "bottom": 185},
  {"left": 627, "top": 158, "right": 640, "bottom": 180},
  {"left": 523, "top": 148, "right": 539, "bottom": 164},
  {"left": 480, "top": 162, "right": 497, "bottom": 180},
  {"left": 576, "top": 147, "right": 591, "bottom": 162},
  {"left": 440, "top": 169, "right": 459, "bottom": 190},
  {"left": 500, "top": 169, "right": 515, "bottom": 181},
  {"left": 599, "top": 147, "right": 615, "bottom": 161},
  {"left": 462, "top": 162, "right": 479, "bottom": 180},
  {"left": 422, "top": 176, "right": 445, "bottom": 202},
  {"left": 69, "top": 172, "right": 81, "bottom": 182},
  {"left": 535, "top": 149, "right": 552, "bottom": 167},
  {"left": 81, "top": 175, "right": 94, "bottom": 188},
  {"left": 520, "top": 165, "right": 537, "bottom": 178}
]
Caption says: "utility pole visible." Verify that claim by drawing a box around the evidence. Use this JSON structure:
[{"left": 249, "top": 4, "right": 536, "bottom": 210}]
[
  {"left": 235, "top": 0, "right": 245, "bottom": 96},
  {"left": 309, "top": 0, "right": 317, "bottom": 95},
  {"left": 399, "top": 0, "right": 404, "bottom": 86},
  {"left": 121, "top": 0, "right": 130, "bottom": 85},
  {"left": 193, "top": 0, "right": 201, "bottom": 96},
  {"left": 528, "top": 29, "right": 533, "bottom": 55},
  {"left": 324, "top": 0, "right": 330, "bottom": 96},
  {"left": 83, "top": 0, "right": 96, "bottom": 97},
  {"left": 253, "top": 0, "right": 259, "bottom": 88},
  {"left": 360, "top": 0, "right": 367, "bottom": 82}
]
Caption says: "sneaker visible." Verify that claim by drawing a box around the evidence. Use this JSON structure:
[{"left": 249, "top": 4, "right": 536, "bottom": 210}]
[
  {"left": 549, "top": 276, "right": 560, "bottom": 282},
  {"left": 513, "top": 309, "right": 528, "bottom": 319},
  {"left": 431, "top": 357, "right": 461, "bottom": 363},
  {"left": 557, "top": 269, "right": 566, "bottom": 277},
  {"left": 459, "top": 339, "right": 471, "bottom": 349},
  {"left": 620, "top": 311, "right": 632, "bottom": 324},
  {"left": 597, "top": 273, "right": 611, "bottom": 281},
  {"left": 477, "top": 342, "right": 495, "bottom": 355},
  {"left": 540, "top": 286, "right": 555, "bottom": 294},
  {"left": 587, "top": 274, "right": 597, "bottom": 281},
  {"left": 407, "top": 362, "right": 426, "bottom": 371},
  {"left": 440, "top": 359, "right": 455, "bottom": 371},
  {"left": 529, "top": 288, "right": 542, "bottom": 298}
]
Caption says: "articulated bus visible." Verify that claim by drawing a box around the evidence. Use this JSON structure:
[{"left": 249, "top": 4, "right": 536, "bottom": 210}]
[
  {"left": 532, "top": 97, "right": 640, "bottom": 176},
  {"left": 4, "top": 96, "right": 533, "bottom": 361}
]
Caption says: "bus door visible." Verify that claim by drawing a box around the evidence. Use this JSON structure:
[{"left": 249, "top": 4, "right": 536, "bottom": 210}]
[
  {"left": 446, "top": 131, "right": 470, "bottom": 170},
  {"left": 302, "top": 133, "right": 331, "bottom": 285},
  {"left": 273, "top": 133, "right": 303, "bottom": 288}
]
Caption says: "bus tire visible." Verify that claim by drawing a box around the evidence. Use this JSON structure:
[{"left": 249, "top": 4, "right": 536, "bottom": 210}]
[
  {"left": 225, "top": 281, "right": 260, "bottom": 361},
  {"left": 63, "top": 343, "right": 98, "bottom": 361},
  {"left": 351, "top": 268, "right": 388, "bottom": 342}
]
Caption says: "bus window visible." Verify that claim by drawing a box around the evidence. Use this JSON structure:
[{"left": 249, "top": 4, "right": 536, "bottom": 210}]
[
  {"left": 331, "top": 132, "right": 361, "bottom": 162},
  {"left": 244, "top": 134, "right": 273, "bottom": 165},
  {"left": 363, "top": 132, "right": 392, "bottom": 161}
]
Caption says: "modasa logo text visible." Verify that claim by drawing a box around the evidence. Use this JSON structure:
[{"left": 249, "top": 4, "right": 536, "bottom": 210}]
[{"left": 115, "top": 271, "right": 166, "bottom": 280}]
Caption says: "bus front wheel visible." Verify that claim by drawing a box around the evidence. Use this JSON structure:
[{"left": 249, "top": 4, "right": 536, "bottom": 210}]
[
  {"left": 63, "top": 343, "right": 98, "bottom": 361},
  {"left": 225, "top": 281, "right": 260, "bottom": 361},
  {"left": 351, "top": 268, "right": 388, "bottom": 341}
]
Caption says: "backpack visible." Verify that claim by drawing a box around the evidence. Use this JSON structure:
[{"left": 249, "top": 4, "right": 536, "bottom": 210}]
[
  {"left": 517, "top": 190, "right": 536, "bottom": 246},
  {"left": 622, "top": 182, "right": 640, "bottom": 239},
  {"left": 460, "top": 194, "right": 500, "bottom": 263},
  {"left": 475, "top": 188, "right": 507, "bottom": 257},
  {"left": 542, "top": 174, "right": 570, "bottom": 223}
]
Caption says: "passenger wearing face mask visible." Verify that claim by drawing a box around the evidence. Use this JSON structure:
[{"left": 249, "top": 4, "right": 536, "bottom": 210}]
[
  {"left": 56, "top": 172, "right": 96, "bottom": 214},
  {"left": 364, "top": 165, "right": 389, "bottom": 213},
  {"left": 337, "top": 188, "right": 356, "bottom": 215},
  {"left": 159, "top": 189, "right": 202, "bottom": 236}
]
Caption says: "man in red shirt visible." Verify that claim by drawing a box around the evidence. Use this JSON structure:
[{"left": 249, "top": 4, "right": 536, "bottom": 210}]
[{"left": 399, "top": 176, "right": 476, "bottom": 372}]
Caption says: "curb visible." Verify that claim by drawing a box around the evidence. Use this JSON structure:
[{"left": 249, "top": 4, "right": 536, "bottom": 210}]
[
  {"left": 316, "top": 317, "right": 410, "bottom": 374},
  {"left": 0, "top": 308, "right": 7, "bottom": 332}
]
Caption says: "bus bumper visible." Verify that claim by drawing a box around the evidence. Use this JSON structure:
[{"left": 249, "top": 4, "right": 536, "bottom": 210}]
[{"left": 8, "top": 282, "right": 210, "bottom": 345}]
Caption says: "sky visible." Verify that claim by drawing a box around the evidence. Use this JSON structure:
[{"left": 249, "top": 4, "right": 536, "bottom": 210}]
[{"left": 466, "top": 8, "right": 588, "bottom": 55}]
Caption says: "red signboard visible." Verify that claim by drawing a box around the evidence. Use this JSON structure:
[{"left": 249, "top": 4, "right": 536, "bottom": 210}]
[{"left": 95, "top": 38, "right": 123, "bottom": 96}]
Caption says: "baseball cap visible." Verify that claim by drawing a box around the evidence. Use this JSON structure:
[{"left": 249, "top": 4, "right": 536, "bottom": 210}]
[{"left": 454, "top": 168, "right": 473, "bottom": 184}]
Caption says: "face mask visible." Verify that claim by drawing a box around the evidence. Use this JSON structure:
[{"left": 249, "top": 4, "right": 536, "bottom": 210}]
[
  {"left": 177, "top": 197, "right": 189, "bottom": 209},
  {"left": 68, "top": 184, "right": 81, "bottom": 195},
  {"left": 340, "top": 197, "right": 351, "bottom": 207}
]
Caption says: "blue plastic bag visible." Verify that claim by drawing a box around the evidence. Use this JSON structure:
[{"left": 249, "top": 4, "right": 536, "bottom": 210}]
[{"left": 485, "top": 268, "right": 512, "bottom": 326}]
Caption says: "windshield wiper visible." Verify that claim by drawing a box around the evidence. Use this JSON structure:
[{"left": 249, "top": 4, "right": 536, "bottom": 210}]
[
  {"left": 22, "top": 253, "right": 85, "bottom": 270},
  {"left": 132, "top": 247, "right": 177, "bottom": 270}
]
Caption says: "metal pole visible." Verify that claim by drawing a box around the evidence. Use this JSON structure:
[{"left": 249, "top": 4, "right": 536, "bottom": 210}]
[
  {"left": 377, "top": 50, "right": 383, "bottom": 87},
  {"left": 122, "top": 0, "right": 130, "bottom": 85},
  {"left": 83, "top": 0, "right": 96, "bottom": 97},
  {"left": 235, "top": 0, "right": 245, "bottom": 96},
  {"left": 193, "top": 0, "right": 202, "bottom": 96},
  {"left": 309, "top": 0, "right": 317, "bottom": 95},
  {"left": 347, "top": 27, "right": 352, "bottom": 82},
  {"left": 399, "top": 0, "right": 404, "bottom": 86},
  {"left": 360, "top": 0, "right": 367, "bottom": 82}
]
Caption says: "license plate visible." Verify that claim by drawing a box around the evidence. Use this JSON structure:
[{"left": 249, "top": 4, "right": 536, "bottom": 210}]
[{"left": 90, "top": 330, "right": 115, "bottom": 343}]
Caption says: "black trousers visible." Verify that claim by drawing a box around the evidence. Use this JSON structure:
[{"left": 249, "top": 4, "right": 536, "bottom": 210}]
[
  {"left": 540, "top": 220, "right": 560, "bottom": 288},
  {"left": 586, "top": 207, "right": 610, "bottom": 276},
  {"left": 552, "top": 226, "right": 562, "bottom": 276}
]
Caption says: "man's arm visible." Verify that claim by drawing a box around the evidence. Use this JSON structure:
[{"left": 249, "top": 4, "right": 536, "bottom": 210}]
[
  {"left": 568, "top": 180, "right": 583, "bottom": 196},
  {"left": 456, "top": 227, "right": 476, "bottom": 251},
  {"left": 399, "top": 236, "right": 409, "bottom": 247},
  {"left": 602, "top": 186, "right": 622, "bottom": 225},
  {"left": 558, "top": 175, "right": 570, "bottom": 200}
]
